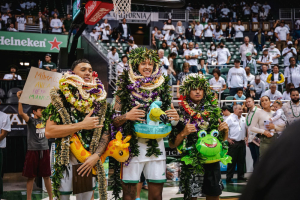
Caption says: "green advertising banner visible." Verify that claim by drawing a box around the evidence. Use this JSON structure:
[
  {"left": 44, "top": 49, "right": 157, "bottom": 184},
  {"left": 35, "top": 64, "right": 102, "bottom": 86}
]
[{"left": 0, "top": 31, "right": 80, "bottom": 53}]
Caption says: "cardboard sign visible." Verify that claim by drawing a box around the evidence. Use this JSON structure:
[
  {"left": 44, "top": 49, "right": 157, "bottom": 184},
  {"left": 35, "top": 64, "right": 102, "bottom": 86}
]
[
  {"left": 84, "top": 1, "right": 114, "bottom": 25},
  {"left": 19, "top": 67, "right": 62, "bottom": 107}
]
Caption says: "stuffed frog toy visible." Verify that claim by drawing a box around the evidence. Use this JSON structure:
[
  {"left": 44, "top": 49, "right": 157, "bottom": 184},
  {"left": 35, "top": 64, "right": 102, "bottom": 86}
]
[{"left": 195, "top": 129, "right": 232, "bottom": 165}]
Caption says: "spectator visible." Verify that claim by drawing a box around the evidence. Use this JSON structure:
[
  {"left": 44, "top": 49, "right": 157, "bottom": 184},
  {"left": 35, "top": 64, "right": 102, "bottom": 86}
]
[
  {"left": 282, "top": 41, "right": 297, "bottom": 67},
  {"left": 1, "top": 12, "right": 8, "bottom": 24},
  {"left": 282, "top": 88, "right": 300, "bottom": 125},
  {"left": 16, "top": 91, "right": 53, "bottom": 200},
  {"left": 170, "top": 42, "right": 178, "bottom": 55},
  {"left": 206, "top": 43, "right": 218, "bottom": 66},
  {"left": 151, "top": 26, "right": 158, "bottom": 44},
  {"left": 266, "top": 28, "right": 275, "bottom": 42},
  {"left": 0, "top": 17, "right": 5, "bottom": 30},
  {"left": 257, "top": 49, "right": 273, "bottom": 72},
  {"left": 161, "top": 41, "right": 168, "bottom": 50},
  {"left": 178, "top": 42, "right": 187, "bottom": 55},
  {"left": 0, "top": 111, "right": 10, "bottom": 200},
  {"left": 221, "top": 5, "right": 230, "bottom": 22},
  {"left": 163, "top": 19, "right": 175, "bottom": 36},
  {"left": 199, "top": 4, "right": 207, "bottom": 17},
  {"left": 268, "top": 100, "right": 286, "bottom": 137},
  {"left": 101, "top": 25, "right": 111, "bottom": 43},
  {"left": 232, "top": 88, "right": 246, "bottom": 107},
  {"left": 42, "top": 7, "right": 49, "bottom": 16},
  {"left": 274, "top": 21, "right": 290, "bottom": 51},
  {"left": 253, "top": 29, "right": 265, "bottom": 53},
  {"left": 117, "top": 55, "right": 128, "bottom": 76},
  {"left": 94, "top": 22, "right": 101, "bottom": 32},
  {"left": 110, "top": 28, "right": 120, "bottom": 42},
  {"left": 245, "top": 66, "right": 255, "bottom": 84},
  {"left": 20, "top": 1, "right": 26, "bottom": 10},
  {"left": 268, "top": 42, "right": 281, "bottom": 65},
  {"left": 185, "top": 3, "right": 193, "bottom": 11},
  {"left": 243, "top": 4, "right": 251, "bottom": 18},
  {"left": 263, "top": 1, "right": 271, "bottom": 15},
  {"left": 203, "top": 21, "right": 214, "bottom": 42},
  {"left": 260, "top": 64, "right": 270, "bottom": 88},
  {"left": 207, "top": 4, "right": 215, "bottom": 19},
  {"left": 284, "top": 57, "right": 300, "bottom": 93},
  {"left": 40, "top": 53, "right": 57, "bottom": 72},
  {"left": 27, "top": 0, "right": 36, "bottom": 10},
  {"left": 261, "top": 83, "right": 283, "bottom": 100},
  {"left": 194, "top": 43, "right": 202, "bottom": 57},
  {"left": 164, "top": 30, "right": 175, "bottom": 46},
  {"left": 251, "top": 2, "right": 259, "bottom": 15},
  {"left": 118, "top": 18, "right": 131, "bottom": 42},
  {"left": 50, "top": 13, "right": 62, "bottom": 33},
  {"left": 107, "top": 47, "right": 119, "bottom": 65},
  {"left": 217, "top": 41, "right": 231, "bottom": 66},
  {"left": 35, "top": 12, "right": 48, "bottom": 33},
  {"left": 175, "top": 21, "right": 185, "bottom": 38},
  {"left": 227, "top": 59, "right": 247, "bottom": 95},
  {"left": 90, "top": 28, "right": 100, "bottom": 41},
  {"left": 167, "top": 52, "right": 177, "bottom": 85},
  {"left": 51, "top": 8, "right": 59, "bottom": 17},
  {"left": 209, "top": 68, "right": 226, "bottom": 95},
  {"left": 239, "top": 36, "right": 256, "bottom": 64},
  {"left": 8, "top": 23, "right": 17, "bottom": 32},
  {"left": 6, "top": 12, "right": 15, "bottom": 28},
  {"left": 250, "top": 75, "right": 266, "bottom": 99},
  {"left": 62, "top": 14, "right": 72, "bottom": 33},
  {"left": 176, "top": 62, "right": 191, "bottom": 98},
  {"left": 231, "top": 6, "right": 238, "bottom": 22},
  {"left": 193, "top": 21, "right": 203, "bottom": 43},
  {"left": 213, "top": 25, "right": 223, "bottom": 42},
  {"left": 225, "top": 22, "right": 235, "bottom": 41},
  {"left": 267, "top": 65, "right": 285, "bottom": 92},
  {"left": 158, "top": 49, "right": 169, "bottom": 76},
  {"left": 243, "top": 52, "right": 257, "bottom": 75},
  {"left": 16, "top": 13, "right": 26, "bottom": 31},
  {"left": 183, "top": 25, "right": 192, "bottom": 43},
  {"left": 235, "top": 21, "right": 245, "bottom": 42},
  {"left": 259, "top": 7, "right": 267, "bottom": 21},
  {"left": 295, "top": 40, "right": 300, "bottom": 64},
  {"left": 245, "top": 96, "right": 260, "bottom": 167},
  {"left": 100, "top": 19, "right": 111, "bottom": 30},
  {"left": 126, "top": 39, "right": 138, "bottom": 54},
  {"left": 3, "top": 65, "right": 22, "bottom": 80},
  {"left": 282, "top": 83, "right": 295, "bottom": 100},
  {"left": 222, "top": 105, "right": 232, "bottom": 121},
  {"left": 184, "top": 42, "right": 199, "bottom": 73},
  {"left": 225, "top": 104, "right": 247, "bottom": 183}
]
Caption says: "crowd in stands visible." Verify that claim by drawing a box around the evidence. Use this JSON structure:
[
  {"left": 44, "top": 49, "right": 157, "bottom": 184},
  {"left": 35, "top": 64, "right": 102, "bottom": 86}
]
[{"left": 0, "top": 0, "right": 72, "bottom": 34}]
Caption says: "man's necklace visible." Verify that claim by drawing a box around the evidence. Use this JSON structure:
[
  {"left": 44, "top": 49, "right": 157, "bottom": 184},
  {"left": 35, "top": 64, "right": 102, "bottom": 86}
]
[
  {"left": 246, "top": 106, "right": 257, "bottom": 126},
  {"left": 290, "top": 101, "right": 300, "bottom": 117}
]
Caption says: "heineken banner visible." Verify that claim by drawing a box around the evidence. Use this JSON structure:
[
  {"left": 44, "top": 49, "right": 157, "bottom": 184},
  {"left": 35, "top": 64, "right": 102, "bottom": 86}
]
[
  {"left": 0, "top": 32, "right": 80, "bottom": 53},
  {"left": 0, "top": 104, "right": 32, "bottom": 136}
]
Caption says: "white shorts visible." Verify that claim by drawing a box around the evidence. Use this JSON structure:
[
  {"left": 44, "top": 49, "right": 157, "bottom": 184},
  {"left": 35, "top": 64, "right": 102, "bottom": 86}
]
[{"left": 121, "top": 160, "right": 166, "bottom": 183}]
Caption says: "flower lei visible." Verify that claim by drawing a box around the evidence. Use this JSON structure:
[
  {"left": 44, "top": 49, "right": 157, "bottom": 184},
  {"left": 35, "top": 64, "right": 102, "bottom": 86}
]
[{"left": 42, "top": 71, "right": 110, "bottom": 200}]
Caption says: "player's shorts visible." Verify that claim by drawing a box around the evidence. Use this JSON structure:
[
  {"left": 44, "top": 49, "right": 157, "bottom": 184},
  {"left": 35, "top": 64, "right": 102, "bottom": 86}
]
[
  {"left": 202, "top": 162, "right": 224, "bottom": 196},
  {"left": 121, "top": 160, "right": 166, "bottom": 183},
  {"left": 22, "top": 150, "right": 51, "bottom": 178}
]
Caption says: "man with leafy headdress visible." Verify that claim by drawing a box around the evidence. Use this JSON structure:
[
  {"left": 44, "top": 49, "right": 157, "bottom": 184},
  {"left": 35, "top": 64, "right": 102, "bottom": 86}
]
[
  {"left": 44, "top": 59, "right": 110, "bottom": 200},
  {"left": 169, "top": 73, "right": 229, "bottom": 200},
  {"left": 111, "top": 47, "right": 179, "bottom": 200}
]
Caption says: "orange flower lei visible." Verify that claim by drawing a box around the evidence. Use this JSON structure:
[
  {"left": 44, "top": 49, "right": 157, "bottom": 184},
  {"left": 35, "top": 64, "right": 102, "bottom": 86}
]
[{"left": 179, "top": 95, "right": 210, "bottom": 120}]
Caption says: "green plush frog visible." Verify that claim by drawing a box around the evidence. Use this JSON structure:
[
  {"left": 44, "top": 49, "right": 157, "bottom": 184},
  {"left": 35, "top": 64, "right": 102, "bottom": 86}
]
[{"left": 179, "top": 129, "right": 232, "bottom": 165}]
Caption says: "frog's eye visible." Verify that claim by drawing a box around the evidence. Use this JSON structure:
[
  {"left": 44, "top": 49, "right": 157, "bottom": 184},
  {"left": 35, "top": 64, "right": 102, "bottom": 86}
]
[
  {"left": 198, "top": 130, "right": 207, "bottom": 138},
  {"left": 210, "top": 129, "right": 219, "bottom": 137}
]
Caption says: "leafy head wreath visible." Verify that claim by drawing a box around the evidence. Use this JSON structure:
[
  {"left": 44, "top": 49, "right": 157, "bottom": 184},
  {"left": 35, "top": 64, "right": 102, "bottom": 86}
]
[
  {"left": 179, "top": 73, "right": 212, "bottom": 98},
  {"left": 128, "top": 47, "right": 160, "bottom": 75}
]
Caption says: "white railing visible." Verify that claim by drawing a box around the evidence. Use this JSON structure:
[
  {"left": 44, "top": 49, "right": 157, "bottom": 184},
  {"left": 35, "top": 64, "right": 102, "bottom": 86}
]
[{"left": 109, "top": 63, "right": 118, "bottom": 91}]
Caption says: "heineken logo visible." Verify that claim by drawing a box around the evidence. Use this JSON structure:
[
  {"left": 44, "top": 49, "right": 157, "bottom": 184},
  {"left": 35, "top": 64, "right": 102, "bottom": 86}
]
[
  {"left": 0, "top": 36, "right": 46, "bottom": 47},
  {"left": 48, "top": 37, "right": 62, "bottom": 50}
]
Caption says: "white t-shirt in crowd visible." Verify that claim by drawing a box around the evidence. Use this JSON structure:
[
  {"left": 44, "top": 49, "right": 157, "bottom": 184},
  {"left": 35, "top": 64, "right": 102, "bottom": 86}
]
[
  {"left": 207, "top": 50, "right": 218, "bottom": 64},
  {"left": 204, "top": 24, "right": 214, "bottom": 37},
  {"left": 274, "top": 26, "right": 289, "bottom": 41},
  {"left": 17, "top": 17, "right": 26, "bottom": 31},
  {"left": 95, "top": 25, "right": 101, "bottom": 32},
  {"left": 3, "top": 74, "right": 22, "bottom": 80},
  {"left": 221, "top": 8, "right": 230, "bottom": 17},
  {"left": 117, "top": 62, "right": 128, "bottom": 75},
  {"left": 261, "top": 89, "right": 283, "bottom": 100},
  {"left": 184, "top": 49, "right": 199, "bottom": 66},
  {"left": 213, "top": 30, "right": 223, "bottom": 39},
  {"left": 260, "top": 72, "right": 270, "bottom": 89},
  {"left": 38, "top": 17, "right": 43, "bottom": 29},
  {"left": 129, "top": 44, "right": 138, "bottom": 52},
  {"left": 239, "top": 43, "right": 255, "bottom": 61},
  {"left": 194, "top": 24, "right": 203, "bottom": 36},
  {"left": 160, "top": 56, "right": 170, "bottom": 76},
  {"left": 251, "top": 5, "right": 259, "bottom": 13},
  {"left": 209, "top": 76, "right": 226, "bottom": 93},
  {"left": 0, "top": 111, "right": 11, "bottom": 148},
  {"left": 2, "top": 15, "right": 8, "bottom": 24},
  {"left": 250, "top": 80, "right": 266, "bottom": 94},
  {"left": 199, "top": 8, "right": 207, "bottom": 14},
  {"left": 154, "top": 33, "right": 164, "bottom": 40},
  {"left": 258, "top": 55, "right": 273, "bottom": 69},
  {"left": 284, "top": 65, "right": 300, "bottom": 88},
  {"left": 225, "top": 114, "right": 246, "bottom": 141},
  {"left": 263, "top": 4, "right": 271, "bottom": 14},
  {"left": 235, "top": 25, "right": 245, "bottom": 38},
  {"left": 268, "top": 47, "right": 281, "bottom": 64},
  {"left": 282, "top": 47, "right": 297, "bottom": 66},
  {"left": 207, "top": 6, "right": 214, "bottom": 13},
  {"left": 122, "top": 24, "right": 128, "bottom": 37},
  {"left": 282, "top": 91, "right": 291, "bottom": 100},
  {"left": 195, "top": 48, "right": 202, "bottom": 57},
  {"left": 217, "top": 48, "right": 230, "bottom": 65},
  {"left": 107, "top": 51, "right": 119, "bottom": 64},
  {"left": 247, "top": 74, "right": 255, "bottom": 82},
  {"left": 100, "top": 23, "right": 111, "bottom": 30},
  {"left": 102, "top": 29, "right": 110, "bottom": 40},
  {"left": 20, "top": 2, "right": 26, "bottom": 9},
  {"left": 227, "top": 67, "right": 248, "bottom": 88},
  {"left": 90, "top": 32, "right": 100, "bottom": 41},
  {"left": 243, "top": 7, "right": 251, "bottom": 15},
  {"left": 295, "top": 20, "right": 300, "bottom": 30},
  {"left": 50, "top": 19, "right": 62, "bottom": 33},
  {"left": 164, "top": 34, "right": 175, "bottom": 46}
]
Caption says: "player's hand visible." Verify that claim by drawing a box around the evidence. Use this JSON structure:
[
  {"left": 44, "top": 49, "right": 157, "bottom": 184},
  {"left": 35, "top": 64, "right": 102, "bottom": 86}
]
[
  {"left": 126, "top": 104, "right": 145, "bottom": 121},
  {"left": 182, "top": 120, "right": 196, "bottom": 136},
  {"left": 165, "top": 103, "right": 179, "bottom": 121},
  {"left": 218, "top": 119, "right": 229, "bottom": 134},
  {"left": 81, "top": 110, "right": 103, "bottom": 130},
  {"left": 17, "top": 90, "right": 23, "bottom": 100},
  {"left": 77, "top": 154, "right": 99, "bottom": 177}
]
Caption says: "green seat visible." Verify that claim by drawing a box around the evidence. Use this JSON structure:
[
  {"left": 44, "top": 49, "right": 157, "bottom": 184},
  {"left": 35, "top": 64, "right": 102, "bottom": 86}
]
[
  {"left": 209, "top": 68, "right": 214, "bottom": 74},
  {"left": 205, "top": 74, "right": 214, "bottom": 80},
  {"left": 225, "top": 96, "right": 234, "bottom": 106},
  {"left": 221, "top": 75, "right": 227, "bottom": 82},
  {"left": 221, "top": 88, "right": 230, "bottom": 100},
  {"left": 221, "top": 68, "right": 229, "bottom": 75}
]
